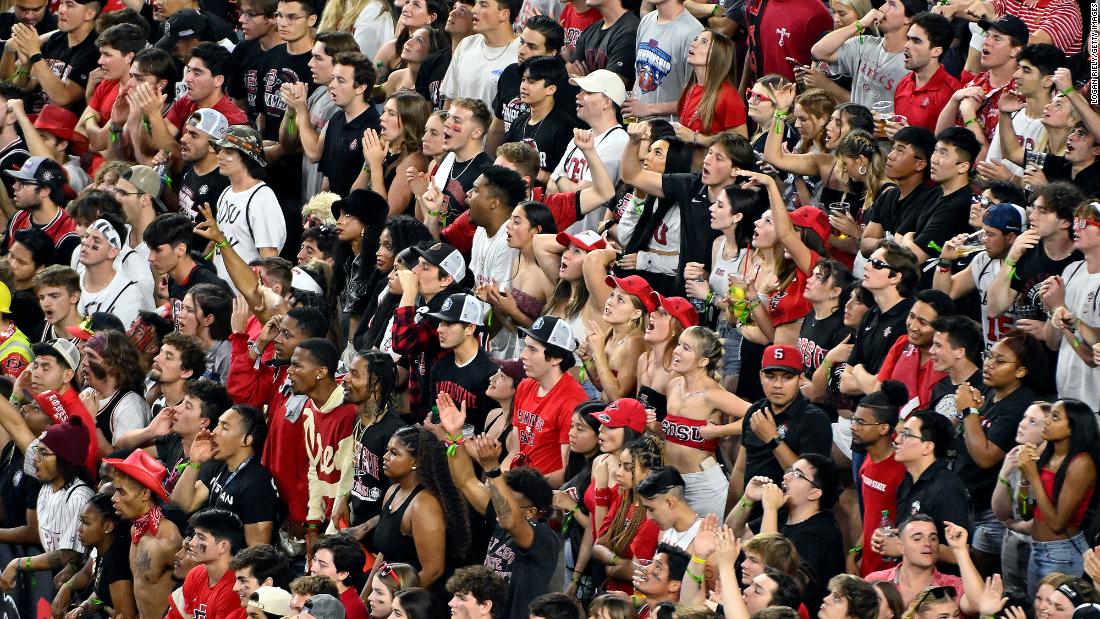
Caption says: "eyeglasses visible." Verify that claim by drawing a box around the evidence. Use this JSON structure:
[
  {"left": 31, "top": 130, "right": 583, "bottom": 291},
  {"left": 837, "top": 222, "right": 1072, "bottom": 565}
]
[
  {"left": 784, "top": 466, "right": 820, "bottom": 488},
  {"left": 378, "top": 562, "right": 402, "bottom": 588},
  {"left": 982, "top": 350, "right": 1019, "bottom": 366},
  {"left": 112, "top": 187, "right": 142, "bottom": 198},
  {"left": 851, "top": 416, "right": 885, "bottom": 427},
  {"left": 867, "top": 258, "right": 899, "bottom": 273},
  {"left": 1021, "top": 415, "right": 1046, "bottom": 428},
  {"left": 1075, "top": 217, "right": 1100, "bottom": 231},
  {"left": 895, "top": 429, "right": 925, "bottom": 443},
  {"left": 745, "top": 88, "right": 772, "bottom": 104},
  {"left": 273, "top": 11, "right": 306, "bottom": 19}
]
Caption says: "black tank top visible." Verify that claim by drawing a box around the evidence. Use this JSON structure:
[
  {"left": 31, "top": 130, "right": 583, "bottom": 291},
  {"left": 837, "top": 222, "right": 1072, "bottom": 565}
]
[
  {"left": 637, "top": 385, "right": 668, "bottom": 422},
  {"left": 371, "top": 485, "right": 424, "bottom": 568}
]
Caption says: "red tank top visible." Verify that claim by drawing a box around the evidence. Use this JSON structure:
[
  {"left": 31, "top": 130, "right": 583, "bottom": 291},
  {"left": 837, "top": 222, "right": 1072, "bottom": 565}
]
[{"left": 1036, "top": 455, "right": 1094, "bottom": 530}]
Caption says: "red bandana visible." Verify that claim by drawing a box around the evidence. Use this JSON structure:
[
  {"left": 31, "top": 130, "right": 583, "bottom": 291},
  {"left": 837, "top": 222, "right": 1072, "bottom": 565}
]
[{"left": 131, "top": 505, "right": 163, "bottom": 543}]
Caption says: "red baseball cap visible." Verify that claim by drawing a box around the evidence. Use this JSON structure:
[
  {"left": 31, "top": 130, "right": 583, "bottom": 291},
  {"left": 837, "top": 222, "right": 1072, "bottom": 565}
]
[
  {"left": 649, "top": 291, "right": 699, "bottom": 327},
  {"left": 761, "top": 344, "right": 803, "bottom": 375},
  {"left": 556, "top": 230, "right": 606, "bottom": 251},
  {"left": 605, "top": 275, "right": 659, "bottom": 313},
  {"left": 590, "top": 398, "right": 647, "bottom": 433},
  {"left": 789, "top": 206, "right": 832, "bottom": 247}
]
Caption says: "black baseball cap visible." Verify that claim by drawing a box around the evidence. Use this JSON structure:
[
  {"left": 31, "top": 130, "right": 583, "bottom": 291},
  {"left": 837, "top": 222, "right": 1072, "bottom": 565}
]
[
  {"left": 154, "top": 10, "right": 213, "bottom": 51},
  {"left": 978, "top": 14, "right": 1029, "bottom": 44}
]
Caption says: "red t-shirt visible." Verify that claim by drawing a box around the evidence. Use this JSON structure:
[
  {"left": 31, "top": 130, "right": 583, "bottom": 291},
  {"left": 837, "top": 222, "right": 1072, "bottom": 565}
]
[
  {"left": 561, "top": 4, "right": 603, "bottom": 57},
  {"left": 678, "top": 82, "right": 747, "bottom": 135},
  {"left": 893, "top": 66, "right": 961, "bottom": 133},
  {"left": 88, "top": 79, "right": 120, "bottom": 123},
  {"left": 744, "top": 0, "right": 833, "bottom": 81},
  {"left": 340, "top": 587, "right": 371, "bottom": 619},
  {"left": 182, "top": 565, "right": 246, "bottom": 619},
  {"left": 765, "top": 251, "right": 820, "bottom": 326},
  {"left": 512, "top": 373, "right": 588, "bottom": 474},
  {"left": 858, "top": 452, "right": 906, "bottom": 576},
  {"left": 597, "top": 489, "right": 660, "bottom": 593},
  {"left": 166, "top": 95, "right": 249, "bottom": 134},
  {"left": 876, "top": 336, "right": 947, "bottom": 409}
]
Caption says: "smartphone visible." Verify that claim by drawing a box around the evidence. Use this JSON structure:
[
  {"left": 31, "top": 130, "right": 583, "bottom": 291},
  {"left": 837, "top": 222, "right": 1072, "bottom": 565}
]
[{"left": 279, "top": 69, "right": 299, "bottom": 84}]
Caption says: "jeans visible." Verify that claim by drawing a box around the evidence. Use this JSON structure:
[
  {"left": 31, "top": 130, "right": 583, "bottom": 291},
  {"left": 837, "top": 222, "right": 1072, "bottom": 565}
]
[
  {"left": 972, "top": 510, "right": 1007, "bottom": 554},
  {"left": 1002, "top": 530, "right": 1032, "bottom": 602},
  {"left": 1027, "top": 533, "right": 1088, "bottom": 597},
  {"left": 718, "top": 321, "right": 742, "bottom": 378}
]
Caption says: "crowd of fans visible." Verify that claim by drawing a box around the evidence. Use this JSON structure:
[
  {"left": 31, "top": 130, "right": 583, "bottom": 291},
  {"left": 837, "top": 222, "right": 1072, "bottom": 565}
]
[{"left": 0, "top": 0, "right": 1094, "bottom": 615}]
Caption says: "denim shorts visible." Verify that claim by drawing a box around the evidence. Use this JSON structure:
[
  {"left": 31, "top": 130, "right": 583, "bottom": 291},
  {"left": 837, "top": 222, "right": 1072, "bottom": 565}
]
[
  {"left": 718, "top": 321, "right": 742, "bottom": 378},
  {"left": 971, "top": 510, "right": 1007, "bottom": 554},
  {"left": 1027, "top": 532, "right": 1088, "bottom": 597},
  {"left": 1001, "top": 530, "right": 1032, "bottom": 601}
]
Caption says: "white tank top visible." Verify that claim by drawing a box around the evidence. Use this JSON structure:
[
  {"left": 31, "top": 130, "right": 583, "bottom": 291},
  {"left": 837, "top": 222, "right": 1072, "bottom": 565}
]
[{"left": 709, "top": 237, "right": 746, "bottom": 296}]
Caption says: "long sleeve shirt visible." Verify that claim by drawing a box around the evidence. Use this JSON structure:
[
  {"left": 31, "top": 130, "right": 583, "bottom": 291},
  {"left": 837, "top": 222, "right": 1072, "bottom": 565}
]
[{"left": 303, "top": 387, "right": 358, "bottom": 525}]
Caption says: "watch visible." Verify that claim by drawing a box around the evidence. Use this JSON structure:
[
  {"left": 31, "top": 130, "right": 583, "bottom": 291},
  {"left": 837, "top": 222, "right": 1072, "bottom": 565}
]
[
  {"left": 485, "top": 467, "right": 503, "bottom": 479},
  {"left": 765, "top": 437, "right": 781, "bottom": 450},
  {"left": 26, "top": 53, "right": 42, "bottom": 66}
]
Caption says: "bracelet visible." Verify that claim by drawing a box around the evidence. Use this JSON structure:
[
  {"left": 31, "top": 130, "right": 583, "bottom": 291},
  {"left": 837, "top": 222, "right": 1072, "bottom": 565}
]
[
  {"left": 572, "top": 573, "right": 582, "bottom": 584},
  {"left": 690, "top": 554, "right": 707, "bottom": 565},
  {"left": 710, "top": 3, "right": 720, "bottom": 15},
  {"left": 938, "top": 258, "right": 952, "bottom": 268},
  {"left": 854, "top": 21, "right": 865, "bottom": 43},
  {"left": 203, "top": 239, "right": 229, "bottom": 262},
  {"left": 23, "top": 557, "right": 31, "bottom": 571},
  {"left": 687, "top": 570, "right": 705, "bottom": 585},
  {"left": 964, "top": 117, "right": 981, "bottom": 128},
  {"left": 937, "top": 265, "right": 951, "bottom": 273},
  {"left": 704, "top": 291, "right": 714, "bottom": 306},
  {"left": 997, "top": 476, "right": 1012, "bottom": 489},
  {"left": 848, "top": 545, "right": 862, "bottom": 555},
  {"left": 444, "top": 435, "right": 465, "bottom": 457},
  {"left": 26, "top": 53, "right": 42, "bottom": 66},
  {"left": 609, "top": 553, "right": 620, "bottom": 566},
  {"left": 1060, "top": 86, "right": 1076, "bottom": 96},
  {"left": 736, "top": 495, "right": 755, "bottom": 510},
  {"left": 185, "top": 461, "right": 201, "bottom": 470}
]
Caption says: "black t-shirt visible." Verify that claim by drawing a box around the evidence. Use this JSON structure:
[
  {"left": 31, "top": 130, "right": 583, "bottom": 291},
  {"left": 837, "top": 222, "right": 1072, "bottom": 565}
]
[
  {"left": 1010, "top": 241, "right": 1083, "bottom": 321},
  {"left": 905, "top": 185, "right": 973, "bottom": 287},
  {"left": 254, "top": 43, "right": 314, "bottom": 141},
  {"left": 848, "top": 297, "right": 915, "bottom": 374},
  {"left": 179, "top": 163, "right": 231, "bottom": 252},
  {"left": 493, "top": 63, "right": 582, "bottom": 132},
  {"left": 749, "top": 510, "right": 845, "bottom": 613},
  {"left": 442, "top": 152, "right": 493, "bottom": 217},
  {"left": 572, "top": 12, "right": 641, "bottom": 88},
  {"left": 93, "top": 536, "right": 132, "bottom": 609},
  {"left": 416, "top": 48, "right": 452, "bottom": 111},
  {"left": 0, "top": 11, "right": 56, "bottom": 41},
  {"left": 0, "top": 136, "right": 29, "bottom": 196},
  {"left": 39, "top": 29, "right": 99, "bottom": 111},
  {"left": 348, "top": 410, "right": 405, "bottom": 525},
  {"left": 154, "top": 433, "right": 190, "bottom": 496},
  {"left": 741, "top": 395, "right": 833, "bottom": 485},
  {"left": 869, "top": 182, "right": 938, "bottom": 233},
  {"left": 429, "top": 349, "right": 499, "bottom": 433},
  {"left": 199, "top": 456, "right": 283, "bottom": 529},
  {"left": 167, "top": 262, "right": 231, "bottom": 301},
  {"left": 229, "top": 38, "right": 268, "bottom": 122},
  {"left": 0, "top": 441, "right": 40, "bottom": 528},
  {"left": 318, "top": 106, "right": 382, "bottom": 196},
  {"left": 505, "top": 108, "right": 577, "bottom": 172},
  {"left": 948, "top": 385, "right": 1035, "bottom": 510},
  {"left": 483, "top": 503, "right": 561, "bottom": 619},
  {"left": 896, "top": 458, "right": 972, "bottom": 540},
  {"left": 1044, "top": 156, "right": 1100, "bottom": 199},
  {"left": 11, "top": 288, "right": 43, "bottom": 337},
  {"left": 661, "top": 173, "right": 717, "bottom": 294},
  {"left": 929, "top": 369, "right": 984, "bottom": 420},
  {"left": 796, "top": 308, "right": 849, "bottom": 379}
]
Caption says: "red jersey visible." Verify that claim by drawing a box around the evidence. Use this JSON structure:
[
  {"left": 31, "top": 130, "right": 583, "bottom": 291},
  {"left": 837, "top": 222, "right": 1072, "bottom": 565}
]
[
  {"left": 956, "top": 71, "right": 1018, "bottom": 144},
  {"left": 893, "top": 66, "right": 961, "bottom": 132},
  {"left": 858, "top": 453, "right": 906, "bottom": 575},
  {"left": 181, "top": 565, "right": 246, "bottom": 619},
  {"left": 88, "top": 79, "right": 120, "bottom": 123},
  {"left": 5, "top": 208, "right": 77, "bottom": 252},
  {"left": 166, "top": 95, "right": 249, "bottom": 134},
  {"left": 678, "top": 82, "right": 747, "bottom": 135},
  {"left": 561, "top": 4, "right": 603, "bottom": 56},
  {"left": 765, "top": 251, "right": 820, "bottom": 326},
  {"left": 512, "top": 373, "right": 587, "bottom": 474},
  {"left": 876, "top": 336, "right": 946, "bottom": 409},
  {"left": 744, "top": 0, "right": 832, "bottom": 82},
  {"left": 340, "top": 587, "right": 371, "bottom": 619},
  {"left": 303, "top": 389, "right": 358, "bottom": 523}
]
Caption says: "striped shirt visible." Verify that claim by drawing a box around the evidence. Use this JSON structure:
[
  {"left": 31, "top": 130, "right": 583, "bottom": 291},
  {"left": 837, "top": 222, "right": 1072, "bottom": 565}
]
[
  {"left": 37, "top": 479, "right": 92, "bottom": 553},
  {"left": 992, "top": 0, "right": 1082, "bottom": 54}
]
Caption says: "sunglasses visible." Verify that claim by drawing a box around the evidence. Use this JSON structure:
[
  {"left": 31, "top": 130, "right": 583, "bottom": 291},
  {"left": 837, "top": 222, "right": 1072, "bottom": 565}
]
[
  {"left": 914, "top": 586, "right": 957, "bottom": 608},
  {"left": 378, "top": 562, "right": 402, "bottom": 588},
  {"left": 867, "top": 258, "right": 899, "bottom": 273},
  {"left": 784, "top": 466, "right": 820, "bottom": 488},
  {"left": 745, "top": 88, "right": 773, "bottom": 104},
  {"left": 971, "top": 195, "right": 993, "bottom": 208},
  {"left": 1074, "top": 217, "right": 1100, "bottom": 231}
]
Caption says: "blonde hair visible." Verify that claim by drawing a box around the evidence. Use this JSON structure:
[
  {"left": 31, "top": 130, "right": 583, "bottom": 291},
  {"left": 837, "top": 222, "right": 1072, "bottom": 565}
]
[
  {"left": 1034, "top": 99, "right": 1081, "bottom": 156},
  {"left": 835, "top": 130, "right": 887, "bottom": 214},
  {"left": 589, "top": 594, "right": 634, "bottom": 619},
  {"left": 302, "top": 192, "right": 341, "bottom": 227},
  {"left": 793, "top": 88, "right": 837, "bottom": 153},
  {"left": 319, "top": 0, "right": 392, "bottom": 33}
]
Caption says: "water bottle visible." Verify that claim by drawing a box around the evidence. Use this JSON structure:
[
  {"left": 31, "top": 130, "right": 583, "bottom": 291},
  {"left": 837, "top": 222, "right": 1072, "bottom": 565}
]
[{"left": 879, "top": 510, "right": 898, "bottom": 562}]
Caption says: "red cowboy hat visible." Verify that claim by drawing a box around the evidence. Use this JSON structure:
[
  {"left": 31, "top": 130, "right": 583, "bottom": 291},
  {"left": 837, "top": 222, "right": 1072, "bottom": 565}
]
[
  {"left": 33, "top": 104, "right": 89, "bottom": 153},
  {"left": 103, "top": 449, "right": 169, "bottom": 501}
]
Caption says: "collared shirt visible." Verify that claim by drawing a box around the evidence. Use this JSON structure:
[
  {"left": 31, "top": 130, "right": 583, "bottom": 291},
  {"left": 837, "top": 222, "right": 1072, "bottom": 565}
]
[
  {"left": 896, "top": 459, "right": 972, "bottom": 539},
  {"left": 741, "top": 394, "right": 833, "bottom": 485},
  {"left": 866, "top": 565, "right": 963, "bottom": 599},
  {"left": 893, "top": 66, "right": 961, "bottom": 132}
]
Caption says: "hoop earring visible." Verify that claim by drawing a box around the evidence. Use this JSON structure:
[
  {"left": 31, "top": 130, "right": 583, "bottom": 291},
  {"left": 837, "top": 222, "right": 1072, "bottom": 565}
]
[{"left": 858, "top": 165, "right": 868, "bottom": 176}]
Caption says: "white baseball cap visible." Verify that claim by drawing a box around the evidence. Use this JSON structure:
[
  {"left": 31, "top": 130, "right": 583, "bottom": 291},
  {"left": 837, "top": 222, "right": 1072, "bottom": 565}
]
[{"left": 569, "top": 70, "right": 628, "bottom": 107}]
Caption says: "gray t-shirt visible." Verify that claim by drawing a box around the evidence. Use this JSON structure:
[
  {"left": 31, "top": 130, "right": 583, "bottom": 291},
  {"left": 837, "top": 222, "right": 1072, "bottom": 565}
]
[
  {"left": 830, "top": 35, "right": 907, "bottom": 108},
  {"left": 302, "top": 87, "right": 338, "bottom": 202},
  {"left": 634, "top": 9, "right": 703, "bottom": 114}
]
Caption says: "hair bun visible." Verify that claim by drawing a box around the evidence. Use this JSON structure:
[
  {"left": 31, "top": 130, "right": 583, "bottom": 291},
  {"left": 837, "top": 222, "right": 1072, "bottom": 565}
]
[{"left": 879, "top": 380, "right": 909, "bottom": 408}]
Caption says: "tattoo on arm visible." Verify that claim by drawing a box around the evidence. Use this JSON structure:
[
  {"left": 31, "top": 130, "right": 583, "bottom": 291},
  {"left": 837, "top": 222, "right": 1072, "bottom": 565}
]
[
  {"left": 488, "top": 480, "right": 512, "bottom": 522},
  {"left": 47, "top": 550, "right": 79, "bottom": 571}
]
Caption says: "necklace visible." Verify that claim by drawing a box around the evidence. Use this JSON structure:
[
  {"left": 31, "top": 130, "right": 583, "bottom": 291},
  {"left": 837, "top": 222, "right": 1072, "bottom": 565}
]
[
  {"left": 520, "top": 114, "right": 545, "bottom": 144},
  {"left": 450, "top": 155, "right": 477, "bottom": 182},
  {"left": 481, "top": 37, "right": 514, "bottom": 62}
]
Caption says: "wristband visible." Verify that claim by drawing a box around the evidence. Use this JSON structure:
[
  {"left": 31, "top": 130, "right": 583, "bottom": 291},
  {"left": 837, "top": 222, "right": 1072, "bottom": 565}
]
[
  {"left": 704, "top": 291, "right": 714, "bottom": 306},
  {"left": 964, "top": 117, "right": 981, "bottom": 128},
  {"left": 710, "top": 3, "right": 720, "bottom": 15},
  {"left": 854, "top": 21, "right": 865, "bottom": 43},
  {"left": 185, "top": 461, "right": 201, "bottom": 470},
  {"left": 444, "top": 435, "right": 465, "bottom": 457},
  {"left": 997, "top": 476, "right": 1012, "bottom": 488},
  {"left": 203, "top": 239, "right": 229, "bottom": 262},
  {"left": 937, "top": 265, "right": 951, "bottom": 273},
  {"left": 1060, "top": 86, "right": 1076, "bottom": 96},
  {"left": 938, "top": 258, "right": 953, "bottom": 268},
  {"left": 23, "top": 557, "right": 32, "bottom": 571},
  {"left": 26, "top": 53, "right": 42, "bottom": 66},
  {"left": 848, "top": 545, "right": 862, "bottom": 555},
  {"left": 687, "top": 570, "right": 705, "bottom": 584},
  {"left": 690, "top": 554, "right": 707, "bottom": 565}
]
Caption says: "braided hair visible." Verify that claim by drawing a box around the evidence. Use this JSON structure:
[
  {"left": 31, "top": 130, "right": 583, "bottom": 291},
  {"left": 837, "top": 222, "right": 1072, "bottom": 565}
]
[
  {"left": 605, "top": 433, "right": 664, "bottom": 556},
  {"left": 392, "top": 426, "right": 472, "bottom": 561}
]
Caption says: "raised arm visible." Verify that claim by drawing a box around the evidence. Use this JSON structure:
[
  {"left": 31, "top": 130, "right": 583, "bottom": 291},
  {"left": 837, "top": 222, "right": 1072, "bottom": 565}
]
[
  {"left": 620, "top": 122, "right": 665, "bottom": 197},
  {"left": 811, "top": 9, "right": 882, "bottom": 63},
  {"left": 742, "top": 169, "right": 816, "bottom": 274},
  {"left": 763, "top": 83, "right": 831, "bottom": 177},
  {"left": 996, "top": 92, "right": 1028, "bottom": 166},
  {"left": 436, "top": 393, "right": 491, "bottom": 514},
  {"left": 576, "top": 129, "right": 617, "bottom": 214},
  {"left": 1053, "top": 69, "right": 1100, "bottom": 142}
]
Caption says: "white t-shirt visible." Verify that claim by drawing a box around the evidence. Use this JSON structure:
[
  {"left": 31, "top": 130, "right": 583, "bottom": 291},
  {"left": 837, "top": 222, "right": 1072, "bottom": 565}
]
[
  {"left": 470, "top": 225, "right": 517, "bottom": 288},
  {"left": 831, "top": 36, "right": 907, "bottom": 108},
  {"left": 37, "top": 480, "right": 92, "bottom": 553},
  {"left": 79, "top": 269, "right": 153, "bottom": 327},
  {"left": 72, "top": 243, "right": 156, "bottom": 303},
  {"left": 636, "top": 202, "right": 681, "bottom": 276},
  {"left": 969, "top": 251, "right": 1013, "bottom": 348},
  {"left": 554, "top": 125, "right": 630, "bottom": 233},
  {"left": 660, "top": 518, "right": 703, "bottom": 551},
  {"left": 634, "top": 9, "right": 703, "bottom": 111},
  {"left": 212, "top": 182, "right": 287, "bottom": 288},
  {"left": 440, "top": 35, "right": 521, "bottom": 109},
  {"left": 1055, "top": 260, "right": 1100, "bottom": 409},
  {"left": 986, "top": 109, "right": 1045, "bottom": 176},
  {"left": 354, "top": 1, "right": 395, "bottom": 60}
]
